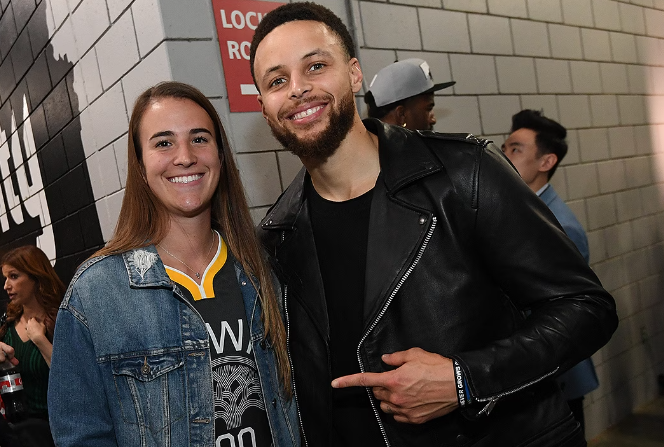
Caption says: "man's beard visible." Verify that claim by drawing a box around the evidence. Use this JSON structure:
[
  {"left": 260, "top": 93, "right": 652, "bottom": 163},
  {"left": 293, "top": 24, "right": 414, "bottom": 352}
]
[{"left": 267, "top": 90, "right": 356, "bottom": 162}]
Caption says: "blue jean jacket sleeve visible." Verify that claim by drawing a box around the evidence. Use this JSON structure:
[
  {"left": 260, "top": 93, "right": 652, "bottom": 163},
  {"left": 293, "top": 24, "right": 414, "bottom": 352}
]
[{"left": 48, "top": 300, "right": 118, "bottom": 447}]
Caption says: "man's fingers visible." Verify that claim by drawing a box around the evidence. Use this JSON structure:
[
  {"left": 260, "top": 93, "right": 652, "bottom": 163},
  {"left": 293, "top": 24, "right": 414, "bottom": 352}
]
[
  {"left": 332, "top": 372, "right": 389, "bottom": 389},
  {"left": 381, "top": 347, "right": 423, "bottom": 367}
]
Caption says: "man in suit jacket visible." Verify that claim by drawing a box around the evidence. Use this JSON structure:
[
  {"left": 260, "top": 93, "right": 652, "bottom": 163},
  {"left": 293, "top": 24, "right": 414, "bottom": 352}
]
[{"left": 502, "top": 109, "right": 599, "bottom": 431}]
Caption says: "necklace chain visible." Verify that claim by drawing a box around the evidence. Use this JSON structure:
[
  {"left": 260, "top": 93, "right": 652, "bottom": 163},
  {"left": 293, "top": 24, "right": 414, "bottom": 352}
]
[{"left": 158, "top": 230, "right": 216, "bottom": 279}]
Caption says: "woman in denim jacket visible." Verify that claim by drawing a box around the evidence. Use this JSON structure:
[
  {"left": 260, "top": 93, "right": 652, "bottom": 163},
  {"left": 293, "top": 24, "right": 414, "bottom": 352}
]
[{"left": 47, "top": 82, "right": 300, "bottom": 447}]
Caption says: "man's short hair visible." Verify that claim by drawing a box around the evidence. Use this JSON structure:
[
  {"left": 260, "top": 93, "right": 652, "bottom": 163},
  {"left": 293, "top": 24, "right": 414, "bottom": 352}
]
[
  {"left": 249, "top": 2, "right": 356, "bottom": 84},
  {"left": 511, "top": 109, "right": 568, "bottom": 179}
]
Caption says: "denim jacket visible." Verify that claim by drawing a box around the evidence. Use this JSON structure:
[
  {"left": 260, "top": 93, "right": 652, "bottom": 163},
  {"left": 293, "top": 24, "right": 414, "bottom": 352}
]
[{"left": 48, "top": 245, "right": 300, "bottom": 447}]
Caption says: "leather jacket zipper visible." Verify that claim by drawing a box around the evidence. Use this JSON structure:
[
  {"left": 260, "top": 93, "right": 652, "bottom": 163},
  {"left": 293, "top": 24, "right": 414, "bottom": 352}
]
[
  {"left": 472, "top": 366, "right": 560, "bottom": 416},
  {"left": 282, "top": 232, "right": 309, "bottom": 447},
  {"left": 356, "top": 216, "right": 438, "bottom": 447}
]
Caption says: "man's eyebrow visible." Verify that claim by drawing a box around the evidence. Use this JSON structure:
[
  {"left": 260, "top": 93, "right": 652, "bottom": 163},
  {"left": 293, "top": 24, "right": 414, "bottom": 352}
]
[{"left": 260, "top": 49, "right": 333, "bottom": 83}]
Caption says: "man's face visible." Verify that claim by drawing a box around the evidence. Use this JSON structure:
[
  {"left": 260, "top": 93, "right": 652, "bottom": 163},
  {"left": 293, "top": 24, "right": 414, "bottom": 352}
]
[
  {"left": 501, "top": 128, "right": 548, "bottom": 188},
  {"left": 403, "top": 93, "right": 436, "bottom": 131},
  {"left": 253, "top": 20, "right": 363, "bottom": 161}
]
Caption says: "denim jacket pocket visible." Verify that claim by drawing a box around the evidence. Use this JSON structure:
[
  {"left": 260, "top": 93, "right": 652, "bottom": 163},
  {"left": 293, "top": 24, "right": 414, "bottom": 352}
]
[{"left": 111, "top": 351, "right": 187, "bottom": 433}]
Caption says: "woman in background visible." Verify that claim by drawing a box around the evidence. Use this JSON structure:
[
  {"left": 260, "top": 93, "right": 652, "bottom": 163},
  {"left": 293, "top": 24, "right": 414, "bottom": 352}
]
[
  {"left": 48, "top": 81, "right": 299, "bottom": 447},
  {"left": 1, "top": 244, "right": 65, "bottom": 446}
]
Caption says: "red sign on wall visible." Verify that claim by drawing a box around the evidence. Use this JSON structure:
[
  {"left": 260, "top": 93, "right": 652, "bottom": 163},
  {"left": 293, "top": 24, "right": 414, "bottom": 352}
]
[{"left": 212, "top": 0, "right": 284, "bottom": 112}]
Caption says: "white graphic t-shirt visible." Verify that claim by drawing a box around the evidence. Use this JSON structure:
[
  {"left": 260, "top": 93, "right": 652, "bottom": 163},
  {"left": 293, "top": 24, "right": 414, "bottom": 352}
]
[{"left": 164, "top": 233, "right": 271, "bottom": 447}]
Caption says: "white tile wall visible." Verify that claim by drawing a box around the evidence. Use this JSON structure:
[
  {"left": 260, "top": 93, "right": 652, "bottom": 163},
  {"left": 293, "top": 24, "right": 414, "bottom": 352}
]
[
  {"left": 87, "top": 82, "right": 129, "bottom": 152},
  {"left": 548, "top": 24, "right": 583, "bottom": 59},
  {"left": 581, "top": 28, "right": 613, "bottom": 61},
  {"left": 478, "top": 95, "right": 519, "bottom": 134},
  {"left": 561, "top": 0, "right": 594, "bottom": 27},
  {"left": 441, "top": 0, "right": 486, "bottom": 13},
  {"left": 449, "top": 54, "right": 498, "bottom": 94},
  {"left": 277, "top": 151, "right": 303, "bottom": 190},
  {"left": 600, "top": 63, "right": 630, "bottom": 94},
  {"left": 96, "top": 10, "right": 139, "bottom": 89},
  {"left": 570, "top": 61, "right": 603, "bottom": 94},
  {"left": 566, "top": 163, "right": 600, "bottom": 199},
  {"left": 511, "top": 19, "right": 550, "bottom": 57},
  {"left": 597, "top": 159, "right": 627, "bottom": 193},
  {"left": 79, "top": 49, "right": 103, "bottom": 104},
  {"left": 496, "top": 57, "right": 537, "bottom": 93},
  {"left": 433, "top": 96, "right": 481, "bottom": 134},
  {"left": 132, "top": 0, "right": 165, "bottom": 57},
  {"left": 535, "top": 59, "right": 572, "bottom": 93},
  {"left": 160, "top": 0, "right": 215, "bottom": 39},
  {"left": 487, "top": 0, "right": 527, "bottom": 18},
  {"left": 167, "top": 41, "right": 225, "bottom": 97},
  {"left": 577, "top": 127, "right": 610, "bottom": 161},
  {"left": 71, "top": 0, "right": 109, "bottom": 57},
  {"left": 618, "top": 95, "right": 647, "bottom": 125},
  {"left": 360, "top": 2, "right": 420, "bottom": 50},
  {"left": 418, "top": 8, "right": 470, "bottom": 53},
  {"left": 236, "top": 152, "right": 281, "bottom": 207},
  {"left": 619, "top": 3, "right": 647, "bottom": 34},
  {"left": 88, "top": 143, "right": 121, "bottom": 199},
  {"left": 591, "top": 95, "right": 621, "bottom": 127},
  {"left": 120, "top": 42, "right": 171, "bottom": 110},
  {"left": 627, "top": 64, "right": 649, "bottom": 95},
  {"left": 468, "top": 14, "right": 512, "bottom": 55},
  {"left": 610, "top": 32, "right": 639, "bottom": 63},
  {"left": 592, "top": 0, "right": 622, "bottom": 31},
  {"left": 106, "top": 0, "right": 133, "bottom": 22},
  {"left": 608, "top": 126, "right": 637, "bottom": 158},
  {"left": 359, "top": 48, "right": 397, "bottom": 91},
  {"left": 558, "top": 95, "right": 592, "bottom": 128},
  {"left": 227, "top": 112, "right": 280, "bottom": 154},
  {"left": 644, "top": 7, "right": 664, "bottom": 38},
  {"left": 526, "top": 0, "right": 562, "bottom": 23}
]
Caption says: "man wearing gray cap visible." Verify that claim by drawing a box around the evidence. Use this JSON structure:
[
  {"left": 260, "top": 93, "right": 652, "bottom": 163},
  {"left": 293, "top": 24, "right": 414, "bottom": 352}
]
[{"left": 364, "top": 58, "right": 455, "bottom": 131}]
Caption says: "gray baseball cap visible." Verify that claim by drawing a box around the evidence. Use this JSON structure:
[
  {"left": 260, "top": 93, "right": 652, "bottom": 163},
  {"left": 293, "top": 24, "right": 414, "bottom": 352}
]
[{"left": 367, "top": 58, "right": 455, "bottom": 107}]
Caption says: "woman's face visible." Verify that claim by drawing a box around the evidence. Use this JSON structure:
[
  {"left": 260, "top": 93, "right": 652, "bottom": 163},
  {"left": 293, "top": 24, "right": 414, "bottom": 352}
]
[
  {"left": 2, "top": 264, "right": 37, "bottom": 307},
  {"left": 138, "top": 97, "right": 222, "bottom": 220}
]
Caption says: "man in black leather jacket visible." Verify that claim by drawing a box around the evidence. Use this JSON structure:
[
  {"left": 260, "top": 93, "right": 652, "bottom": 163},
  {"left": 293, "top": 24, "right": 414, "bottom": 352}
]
[{"left": 250, "top": 3, "right": 618, "bottom": 446}]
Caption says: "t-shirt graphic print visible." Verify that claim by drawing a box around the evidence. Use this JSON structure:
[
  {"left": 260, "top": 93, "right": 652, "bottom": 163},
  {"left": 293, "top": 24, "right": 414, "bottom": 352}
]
[{"left": 164, "top": 232, "right": 271, "bottom": 447}]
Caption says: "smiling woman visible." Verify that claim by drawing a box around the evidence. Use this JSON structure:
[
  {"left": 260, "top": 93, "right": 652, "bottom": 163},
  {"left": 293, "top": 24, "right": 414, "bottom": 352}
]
[{"left": 47, "top": 82, "right": 300, "bottom": 447}]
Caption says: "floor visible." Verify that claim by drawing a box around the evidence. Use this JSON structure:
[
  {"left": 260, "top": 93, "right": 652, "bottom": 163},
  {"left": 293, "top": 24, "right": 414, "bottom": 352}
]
[{"left": 588, "top": 397, "right": 664, "bottom": 446}]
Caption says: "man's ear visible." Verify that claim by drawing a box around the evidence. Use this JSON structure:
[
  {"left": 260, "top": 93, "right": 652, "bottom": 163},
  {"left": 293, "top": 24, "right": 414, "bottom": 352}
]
[
  {"left": 539, "top": 153, "right": 558, "bottom": 173},
  {"left": 394, "top": 105, "right": 407, "bottom": 126},
  {"left": 349, "top": 58, "right": 363, "bottom": 93},
  {"left": 257, "top": 95, "right": 268, "bottom": 120}
]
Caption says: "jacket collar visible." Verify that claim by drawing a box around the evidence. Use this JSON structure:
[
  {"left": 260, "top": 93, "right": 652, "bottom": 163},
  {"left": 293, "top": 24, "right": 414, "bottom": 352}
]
[
  {"left": 261, "top": 118, "right": 442, "bottom": 230},
  {"left": 122, "top": 245, "right": 172, "bottom": 288}
]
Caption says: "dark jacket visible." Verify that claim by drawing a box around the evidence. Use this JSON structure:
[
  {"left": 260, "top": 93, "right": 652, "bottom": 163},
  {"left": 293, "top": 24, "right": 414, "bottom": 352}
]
[{"left": 258, "top": 119, "right": 618, "bottom": 447}]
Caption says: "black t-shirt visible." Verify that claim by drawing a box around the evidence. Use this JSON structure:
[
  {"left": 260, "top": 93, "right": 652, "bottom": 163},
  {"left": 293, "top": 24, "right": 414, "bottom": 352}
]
[
  {"left": 307, "top": 179, "right": 385, "bottom": 445},
  {"left": 165, "top": 233, "right": 271, "bottom": 447}
]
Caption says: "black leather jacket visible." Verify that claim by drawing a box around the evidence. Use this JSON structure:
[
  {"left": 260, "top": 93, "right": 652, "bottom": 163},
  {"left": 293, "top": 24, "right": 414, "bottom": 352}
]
[{"left": 259, "top": 119, "right": 618, "bottom": 447}]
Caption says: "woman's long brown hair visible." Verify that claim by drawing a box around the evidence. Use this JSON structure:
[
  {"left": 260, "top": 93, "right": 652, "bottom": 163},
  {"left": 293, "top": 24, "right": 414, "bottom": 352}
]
[
  {"left": 0, "top": 245, "right": 66, "bottom": 341},
  {"left": 94, "top": 82, "right": 291, "bottom": 395}
]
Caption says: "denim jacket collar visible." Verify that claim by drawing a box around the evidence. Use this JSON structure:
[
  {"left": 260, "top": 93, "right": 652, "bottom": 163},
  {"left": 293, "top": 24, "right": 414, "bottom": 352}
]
[{"left": 122, "top": 245, "right": 172, "bottom": 288}]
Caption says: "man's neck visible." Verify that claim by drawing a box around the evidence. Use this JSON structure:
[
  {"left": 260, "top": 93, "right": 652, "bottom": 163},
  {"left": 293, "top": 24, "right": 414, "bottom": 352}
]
[
  {"left": 528, "top": 175, "right": 549, "bottom": 194},
  {"left": 303, "top": 116, "right": 380, "bottom": 202}
]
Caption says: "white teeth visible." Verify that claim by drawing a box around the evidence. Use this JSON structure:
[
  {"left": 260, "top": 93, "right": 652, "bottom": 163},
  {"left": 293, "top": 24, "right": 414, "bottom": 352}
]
[
  {"left": 169, "top": 174, "right": 203, "bottom": 184},
  {"left": 292, "top": 106, "right": 323, "bottom": 120}
]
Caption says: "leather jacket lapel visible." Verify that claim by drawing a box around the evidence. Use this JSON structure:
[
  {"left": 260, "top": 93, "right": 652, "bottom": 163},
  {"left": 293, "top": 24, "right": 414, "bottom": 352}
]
[{"left": 363, "top": 177, "right": 431, "bottom": 324}]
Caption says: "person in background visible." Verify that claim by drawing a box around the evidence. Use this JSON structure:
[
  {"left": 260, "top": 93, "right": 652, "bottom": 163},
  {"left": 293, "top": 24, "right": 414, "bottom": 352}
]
[
  {"left": 502, "top": 109, "right": 599, "bottom": 431},
  {"left": 364, "top": 58, "right": 455, "bottom": 131},
  {"left": 47, "top": 81, "right": 299, "bottom": 447},
  {"left": 0, "top": 244, "right": 66, "bottom": 447},
  {"left": 250, "top": 2, "right": 617, "bottom": 446}
]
